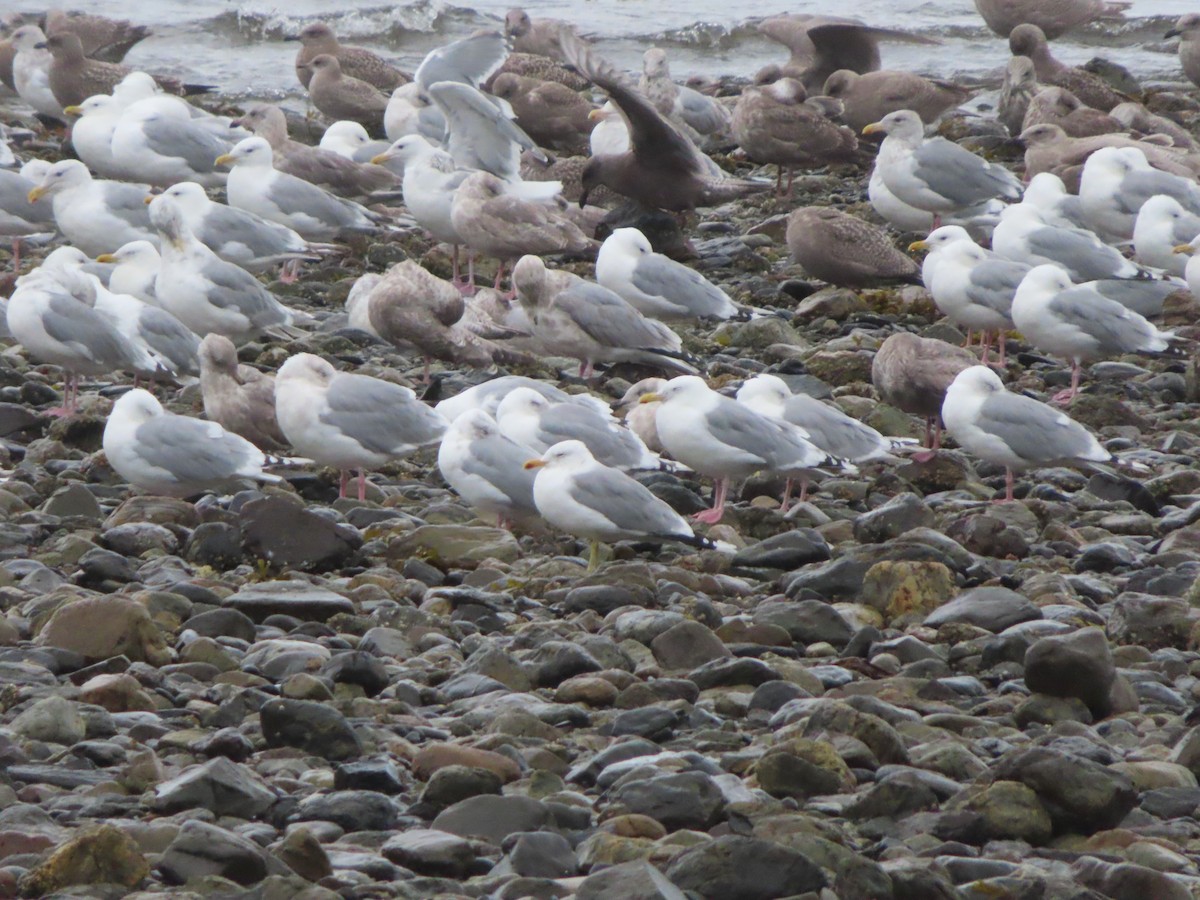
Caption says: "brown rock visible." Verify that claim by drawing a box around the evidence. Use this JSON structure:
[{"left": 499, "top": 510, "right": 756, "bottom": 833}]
[
  {"left": 412, "top": 743, "right": 521, "bottom": 783},
  {"left": 77, "top": 673, "right": 158, "bottom": 712},
  {"left": 18, "top": 824, "right": 148, "bottom": 895},
  {"left": 36, "top": 596, "right": 170, "bottom": 665}
]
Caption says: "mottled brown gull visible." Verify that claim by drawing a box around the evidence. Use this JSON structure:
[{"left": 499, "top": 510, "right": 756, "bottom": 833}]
[
  {"left": 974, "top": 0, "right": 1128, "bottom": 39},
  {"left": 1008, "top": 24, "right": 1126, "bottom": 113},
  {"left": 871, "top": 332, "right": 976, "bottom": 450},
  {"left": 43, "top": 9, "right": 150, "bottom": 63},
  {"left": 822, "top": 69, "right": 970, "bottom": 132},
  {"left": 304, "top": 55, "right": 388, "bottom": 136},
  {"left": 490, "top": 72, "right": 594, "bottom": 154},
  {"left": 42, "top": 32, "right": 206, "bottom": 108},
  {"left": 197, "top": 334, "right": 287, "bottom": 453},
  {"left": 288, "top": 22, "right": 408, "bottom": 92},
  {"left": 786, "top": 206, "right": 920, "bottom": 288},
  {"left": 1166, "top": 15, "right": 1200, "bottom": 89},
  {"left": 1022, "top": 87, "right": 1121, "bottom": 138}
]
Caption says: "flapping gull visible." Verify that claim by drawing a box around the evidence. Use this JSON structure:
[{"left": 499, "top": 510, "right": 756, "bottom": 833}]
[
  {"left": 864, "top": 110, "right": 1022, "bottom": 216},
  {"left": 274, "top": 353, "right": 446, "bottom": 500},
  {"left": 437, "top": 408, "right": 539, "bottom": 528},
  {"left": 822, "top": 69, "right": 969, "bottom": 132},
  {"left": 197, "top": 334, "right": 287, "bottom": 452},
  {"left": 911, "top": 227, "right": 1025, "bottom": 365},
  {"left": 942, "top": 365, "right": 1116, "bottom": 501},
  {"left": 433, "top": 375, "right": 614, "bottom": 423},
  {"left": 1133, "top": 195, "right": 1200, "bottom": 275},
  {"left": 512, "top": 254, "right": 695, "bottom": 378},
  {"left": 992, "top": 204, "right": 1142, "bottom": 281},
  {"left": 1079, "top": 147, "right": 1200, "bottom": 244},
  {"left": 216, "top": 136, "right": 380, "bottom": 242},
  {"left": 304, "top": 55, "right": 388, "bottom": 136},
  {"left": 10, "top": 26, "right": 64, "bottom": 121},
  {"left": 871, "top": 332, "right": 977, "bottom": 450},
  {"left": 787, "top": 206, "right": 921, "bottom": 287},
  {"left": 148, "top": 194, "right": 298, "bottom": 342},
  {"left": 415, "top": 31, "right": 509, "bottom": 92},
  {"left": 639, "top": 48, "right": 730, "bottom": 139},
  {"left": 384, "top": 83, "right": 446, "bottom": 143},
  {"left": 524, "top": 440, "right": 703, "bottom": 571},
  {"left": 643, "top": 375, "right": 840, "bottom": 522},
  {"left": 156, "top": 181, "right": 324, "bottom": 275},
  {"left": 108, "top": 96, "right": 233, "bottom": 188},
  {"left": 103, "top": 389, "right": 287, "bottom": 497},
  {"left": 288, "top": 22, "right": 407, "bottom": 92},
  {"left": 63, "top": 93, "right": 123, "bottom": 178},
  {"left": 427, "top": 81, "right": 546, "bottom": 183},
  {"left": 496, "top": 386, "right": 659, "bottom": 471},
  {"left": 1009, "top": 23, "right": 1125, "bottom": 112},
  {"left": 28, "top": 159, "right": 156, "bottom": 256},
  {"left": 95, "top": 240, "right": 159, "bottom": 304},
  {"left": 596, "top": 227, "right": 738, "bottom": 321},
  {"left": 1011, "top": 264, "right": 1174, "bottom": 403},
  {"left": 1166, "top": 14, "right": 1200, "bottom": 90}
]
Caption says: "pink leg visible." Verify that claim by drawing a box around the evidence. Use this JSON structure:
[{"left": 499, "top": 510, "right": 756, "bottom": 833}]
[
  {"left": 423, "top": 356, "right": 432, "bottom": 384},
  {"left": 339, "top": 470, "right": 348, "bottom": 499},
  {"left": 998, "top": 335, "right": 1007, "bottom": 368},
  {"left": 779, "top": 479, "right": 793, "bottom": 511},
  {"left": 912, "top": 418, "right": 941, "bottom": 463},
  {"left": 357, "top": 469, "right": 367, "bottom": 502},
  {"left": 1051, "top": 361, "right": 1081, "bottom": 405},
  {"left": 979, "top": 330, "right": 991, "bottom": 365},
  {"left": 579, "top": 360, "right": 594, "bottom": 379},
  {"left": 279, "top": 259, "right": 300, "bottom": 284},
  {"left": 47, "top": 372, "right": 80, "bottom": 417},
  {"left": 963, "top": 329, "right": 974, "bottom": 349},
  {"left": 933, "top": 214, "right": 942, "bottom": 228},
  {"left": 993, "top": 467, "right": 1015, "bottom": 503},
  {"left": 798, "top": 476, "right": 809, "bottom": 503},
  {"left": 463, "top": 251, "right": 476, "bottom": 296},
  {"left": 10, "top": 239, "right": 20, "bottom": 270},
  {"left": 492, "top": 259, "right": 506, "bottom": 291},
  {"left": 693, "top": 478, "right": 728, "bottom": 525}
]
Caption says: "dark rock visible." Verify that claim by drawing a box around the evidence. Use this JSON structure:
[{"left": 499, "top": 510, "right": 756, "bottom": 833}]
[
  {"left": 223, "top": 580, "right": 354, "bottom": 622},
  {"left": 320, "top": 650, "right": 389, "bottom": 696},
  {"left": 992, "top": 747, "right": 1137, "bottom": 835},
  {"left": 923, "top": 587, "right": 1042, "bottom": 633},
  {"left": 259, "top": 698, "right": 362, "bottom": 761},
  {"left": 651, "top": 620, "right": 731, "bottom": 670},
  {"left": 241, "top": 496, "right": 361, "bottom": 570},
  {"left": 754, "top": 599, "right": 852, "bottom": 647},
  {"left": 666, "top": 835, "right": 826, "bottom": 900},
  {"left": 732, "top": 529, "right": 831, "bottom": 570},
  {"left": 690, "top": 657, "right": 781, "bottom": 690},
  {"left": 1024, "top": 627, "right": 1116, "bottom": 719},
  {"left": 184, "top": 522, "right": 244, "bottom": 569},
  {"left": 610, "top": 772, "right": 726, "bottom": 831},
  {"left": 432, "top": 795, "right": 555, "bottom": 846},
  {"left": 152, "top": 756, "right": 275, "bottom": 819},
  {"left": 504, "top": 831, "right": 577, "bottom": 878},
  {"left": 334, "top": 759, "right": 406, "bottom": 795},
  {"left": 292, "top": 789, "right": 397, "bottom": 831},
  {"left": 420, "top": 765, "right": 503, "bottom": 809},
  {"left": 381, "top": 828, "right": 479, "bottom": 878},
  {"left": 853, "top": 493, "right": 934, "bottom": 543},
  {"left": 158, "top": 820, "right": 290, "bottom": 885}
]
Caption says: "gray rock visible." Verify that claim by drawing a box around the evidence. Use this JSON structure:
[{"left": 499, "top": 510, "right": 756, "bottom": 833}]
[
  {"left": 158, "top": 820, "right": 290, "bottom": 886},
  {"left": 689, "top": 657, "right": 781, "bottom": 690},
  {"left": 223, "top": 580, "right": 354, "bottom": 622},
  {"left": 754, "top": 599, "right": 851, "bottom": 647},
  {"left": 923, "top": 587, "right": 1042, "bottom": 633},
  {"left": 432, "top": 795, "right": 555, "bottom": 846},
  {"left": 380, "top": 829, "right": 478, "bottom": 878},
  {"left": 11, "top": 696, "right": 86, "bottom": 745},
  {"left": 576, "top": 859, "right": 688, "bottom": 900},
  {"left": 992, "top": 747, "right": 1136, "bottom": 835},
  {"left": 732, "top": 529, "right": 831, "bottom": 570},
  {"left": 184, "top": 608, "right": 256, "bottom": 642},
  {"left": 42, "top": 483, "right": 102, "bottom": 520},
  {"left": 260, "top": 698, "right": 362, "bottom": 761},
  {"left": 610, "top": 772, "right": 726, "bottom": 831},
  {"left": 529, "top": 640, "right": 603, "bottom": 687},
  {"left": 1024, "top": 627, "right": 1116, "bottom": 719},
  {"left": 1108, "top": 593, "right": 1194, "bottom": 649},
  {"left": 153, "top": 756, "right": 276, "bottom": 818},
  {"left": 853, "top": 493, "right": 934, "bottom": 543},
  {"left": 241, "top": 496, "right": 362, "bottom": 571},
  {"left": 419, "top": 765, "right": 503, "bottom": 809},
  {"left": 1072, "top": 856, "right": 1191, "bottom": 900},
  {"left": 292, "top": 789, "right": 397, "bottom": 831},
  {"left": 651, "top": 620, "right": 731, "bottom": 670},
  {"left": 665, "top": 836, "right": 826, "bottom": 900},
  {"left": 504, "top": 831, "right": 577, "bottom": 878}
]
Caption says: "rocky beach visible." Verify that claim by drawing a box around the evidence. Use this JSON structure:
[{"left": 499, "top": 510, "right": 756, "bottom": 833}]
[{"left": 2, "top": 3, "right": 1200, "bottom": 900}]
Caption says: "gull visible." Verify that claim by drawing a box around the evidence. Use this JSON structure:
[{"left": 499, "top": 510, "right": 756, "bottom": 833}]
[
  {"left": 1133, "top": 194, "right": 1200, "bottom": 275},
  {"left": 27, "top": 159, "right": 156, "bottom": 256},
  {"left": 1079, "top": 146, "right": 1200, "bottom": 244},
  {"left": 991, "top": 204, "right": 1143, "bottom": 281},
  {"left": 95, "top": 240, "right": 159, "bottom": 304},
  {"left": 197, "top": 334, "right": 287, "bottom": 453},
  {"left": 437, "top": 408, "right": 540, "bottom": 528}
]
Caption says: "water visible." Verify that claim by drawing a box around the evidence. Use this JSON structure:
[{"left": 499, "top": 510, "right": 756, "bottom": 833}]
[{"left": 11, "top": 0, "right": 1196, "bottom": 106}]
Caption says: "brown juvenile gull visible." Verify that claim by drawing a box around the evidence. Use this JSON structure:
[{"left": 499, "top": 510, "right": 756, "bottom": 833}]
[
  {"left": 1019, "top": 123, "right": 1196, "bottom": 187},
  {"left": 287, "top": 22, "right": 408, "bottom": 92},
  {"left": 1009, "top": 24, "right": 1126, "bottom": 113},
  {"left": 974, "top": 0, "right": 1129, "bottom": 39},
  {"left": 42, "top": 32, "right": 207, "bottom": 108},
  {"left": 233, "top": 104, "right": 395, "bottom": 199},
  {"left": 639, "top": 47, "right": 731, "bottom": 140},
  {"left": 450, "top": 171, "right": 595, "bottom": 290},
  {"left": 504, "top": 8, "right": 578, "bottom": 62},
  {"left": 558, "top": 31, "right": 769, "bottom": 211},
  {"left": 871, "top": 331, "right": 977, "bottom": 451},
  {"left": 731, "top": 78, "right": 858, "bottom": 196},
  {"left": 197, "top": 334, "right": 287, "bottom": 453},
  {"left": 1022, "top": 86, "right": 1122, "bottom": 138},
  {"left": 787, "top": 207, "right": 921, "bottom": 287},
  {"left": 1166, "top": 15, "right": 1200, "bottom": 90},
  {"left": 304, "top": 55, "right": 388, "bottom": 136},
  {"left": 512, "top": 254, "right": 696, "bottom": 378},
  {"left": 0, "top": 17, "right": 17, "bottom": 92},
  {"left": 756, "top": 15, "right": 939, "bottom": 94},
  {"left": 822, "top": 69, "right": 970, "bottom": 132},
  {"left": 42, "top": 9, "right": 150, "bottom": 63},
  {"left": 1110, "top": 102, "right": 1193, "bottom": 151},
  {"left": 999, "top": 57, "right": 1039, "bottom": 138},
  {"left": 490, "top": 72, "right": 595, "bottom": 155},
  {"left": 491, "top": 52, "right": 590, "bottom": 92}
]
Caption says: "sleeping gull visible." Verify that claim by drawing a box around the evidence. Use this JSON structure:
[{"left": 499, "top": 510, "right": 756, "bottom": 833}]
[
  {"left": 1021, "top": 86, "right": 1122, "bottom": 138},
  {"left": 433, "top": 375, "right": 613, "bottom": 423},
  {"left": 596, "top": 227, "right": 738, "bottom": 320},
  {"left": 1132, "top": 195, "right": 1200, "bottom": 275},
  {"left": 437, "top": 408, "right": 539, "bottom": 528},
  {"left": 147, "top": 194, "right": 299, "bottom": 342},
  {"left": 95, "top": 240, "right": 159, "bottom": 304},
  {"left": 109, "top": 95, "right": 232, "bottom": 188},
  {"left": 103, "top": 389, "right": 289, "bottom": 497},
  {"left": 512, "top": 254, "right": 695, "bottom": 378},
  {"left": 303, "top": 54, "right": 388, "bottom": 136},
  {"left": 288, "top": 22, "right": 407, "bottom": 91},
  {"left": 216, "top": 136, "right": 381, "bottom": 242},
  {"left": 495, "top": 386, "right": 659, "bottom": 470},
  {"left": 524, "top": 440, "right": 703, "bottom": 571},
  {"left": 991, "top": 204, "right": 1143, "bottom": 281},
  {"left": 1010, "top": 264, "right": 1174, "bottom": 403},
  {"left": 27, "top": 159, "right": 156, "bottom": 256},
  {"left": 274, "top": 353, "right": 446, "bottom": 500},
  {"left": 942, "top": 365, "right": 1117, "bottom": 501},
  {"left": 864, "top": 109, "right": 1022, "bottom": 220},
  {"left": 197, "top": 334, "right": 287, "bottom": 452},
  {"left": 642, "top": 375, "right": 839, "bottom": 522},
  {"left": 1078, "top": 147, "right": 1200, "bottom": 244},
  {"left": 1110, "top": 102, "right": 1194, "bottom": 151},
  {"left": 871, "top": 332, "right": 977, "bottom": 451},
  {"left": 787, "top": 206, "right": 921, "bottom": 287}
]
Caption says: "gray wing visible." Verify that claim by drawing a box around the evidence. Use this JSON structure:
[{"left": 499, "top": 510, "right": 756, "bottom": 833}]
[
  {"left": 1121, "top": 170, "right": 1200, "bottom": 217},
  {"left": 978, "top": 391, "right": 1105, "bottom": 465},
  {"left": 463, "top": 433, "right": 537, "bottom": 510},
  {"left": 554, "top": 283, "right": 680, "bottom": 351},
  {"left": 428, "top": 81, "right": 538, "bottom": 178},
  {"left": 536, "top": 404, "right": 644, "bottom": 468},
  {"left": 567, "top": 466, "right": 686, "bottom": 537},
  {"left": 416, "top": 32, "right": 509, "bottom": 90},
  {"left": 268, "top": 172, "right": 368, "bottom": 228},
  {"left": 1047, "top": 288, "right": 1161, "bottom": 353},
  {"left": 0, "top": 171, "right": 54, "bottom": 228},
  {"left": 1169, "top": 210, "right": 1200, "bottom": 245},
  {"left": 42, "top": 293, "right": 137, "bottom": 368},
  {"left": 1024, "top": 226, "right": 1128, "bottom": 280},
  {"left": 139, "top": 116, "right": 229, "bottom": 173},
  {"left": 781, "top": 393, "right": 886, "bottom": 461},
  {"left": 135, "top": 413, "right": 259, "bottom": 484},
  {"left": 137, "top": 307, "right": 200, "bottom": 373},
  {"left": 677, "top": 85, "right": 730, "bottom": 135},
  {"left": 199, "top": 259, "right": 289, "bottom": 328},
  {"left": 631, "top": 254, "right": 734, "bottom": 317},
  {"left": 964, "top": 259, "right": 1027, "bottom": 316},
  {"left": 1090, "top": 278, "right": 1176, "bottom": 318},
  {"left": 322, "top": 374, "right": 445, "bottom": 455},
  {"left": 100, "top": 182, "right": 155, "bottom": 230},
  {"left": 705, "top": 398, "right": 823, "bottom": 468},
  {"left": 911, "top": 138, "right": 1021, "bottom": 206},
  {"left": 198, "top": 204, "right": 306, "bottom": 258}
]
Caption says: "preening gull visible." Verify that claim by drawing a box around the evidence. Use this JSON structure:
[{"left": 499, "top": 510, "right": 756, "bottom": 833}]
[
  {"left": 871, "top": 332, "right": 977, "bottom": 450},
  {"left": 643, "top": 375, "right": 838, "bottom": 522},
  {"left": 864, "top": 109, "right": 1022, "bottom": 218},
  {"left": 433, "top": 375, "right": 613, "bottom": 423},
  {"left": 304, "top": 55, "right": 388, "bottom": 136},
  {"left": 28, "top": 159, "right": 156, "bottom": 257},
  {"left": 274, "top": 353, "right": 446, "bottom": 500},
  {"left": 512, "top": 255, "right": 695, "bottom": 378},
  {"left": 822, "top": 69, "right": 970, "bottom": 132},
  {"left": 437, "top": 408, "right": 539, "bottom": 528},
  {"left": 288, "top": 21, "right": 408, "bottom": 91},
  {"left": 95, "top": 240, "right": 159, "bottom": 304},
  {"left": 787, "top": 206, "right": 920, "bottom": 287},
  {"left": 942, "top": 365, "right": 1116, "bottom": 501},
  {"left": 1010, "top": 264, "right": 1174, "bottom": 403},
  {"left": 384, "top": 83, "right": 446, "bottom": 143},
  {"left": 524, "top": 440, "right": 703, "bottom": 571},
  {"left": 998, "top": 57, "right": 1038, "bottom": 138},
  {"left": 496, "top": 386, "right": 658, "bottom": 470},
  {"left": 216, "top": 136, "right": 380, "bottom": 242},
  {"left": 1133, "top": 195, "right": 1200, "bottom": 275},
  {"left": 1078, "top": 147, "right": 1200, "bottom": 243},
  {"left": 596, "top": 227, "right": 738, "bottom": 320},
  {"left": 616, "top": 378, "right": 667, "bottom": 453},
  {"left": 415, "top": 31, "right": 509, "bottom": 92},
  {"left": 108, "top": 95, "right": 232, "bottom": 188},
  {"left": 1165, "top": 14, "right": 1200, "bottom": 89},
  {"left": 86, "top": 273, "right": 200, "bottom": 381},
  {"left": 197, "top": 334, "right": 287, "bottom": 452},
  {"left": 991, "top": 204, "right": 1142, "bottom": 281},
  {"left": 103, "top": 388, "right": 287, "bottom": 497},
  {"left": 148, "top": 194, "right": 298, "bottom": 342},
  {"left": 426, "top": 80, "right": 546, "bottom": 184}
]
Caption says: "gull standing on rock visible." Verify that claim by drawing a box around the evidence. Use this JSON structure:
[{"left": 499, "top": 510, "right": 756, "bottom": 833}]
[
  {"left": 942, "top": 366, "right": 1118, "bottom": 501},
  {"left": 274, "top": 353, "right": 446, "bottom": 501},
  {"left": 28, "top": 159, "right": 156, "bottom": 257},
  {"left": 1165, "top": 14, "right": 1200, "bottom": 89},
  {"left": 103, "top": 389, "right": 290, "bottom": 497},
  {"left": 197, "top": 334, "right": 287, "bottom": 453},
  {"left": 0, "top": 165, "right": 55, "bottom": 266},
  {"left": 871, "top": 332, "right": 977, "bottom": 452},
  {"left": 596, "top": 227, "right": 738, "bottom": 320},
  {"left": 10, "top": 26, "right": 64, "bottom": 121},
  {"left": 437, "top": 409, "right": 539, "bottom": 529},
  {"left": 524, "top": 440, "right": 704, "bottom": 571}
]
